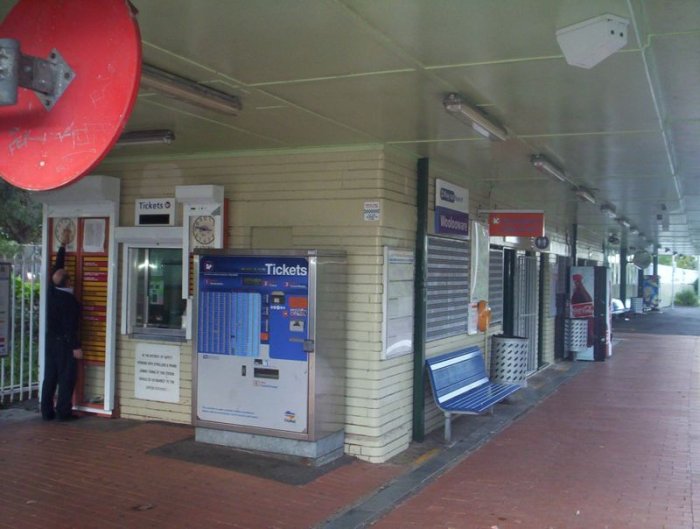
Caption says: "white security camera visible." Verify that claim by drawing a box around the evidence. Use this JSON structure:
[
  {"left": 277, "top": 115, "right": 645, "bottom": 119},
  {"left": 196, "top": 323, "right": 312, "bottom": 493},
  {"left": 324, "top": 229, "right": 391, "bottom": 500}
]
[{"left": 556, "top": 14, "right": 630, "bottom": 69}]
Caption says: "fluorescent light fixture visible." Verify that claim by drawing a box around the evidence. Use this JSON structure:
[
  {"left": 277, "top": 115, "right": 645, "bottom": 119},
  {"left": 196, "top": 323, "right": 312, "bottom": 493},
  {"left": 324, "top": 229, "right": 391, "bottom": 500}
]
[
  {"left": 531, "top": 154, "right": 567, "bottom": 182},
  {"left": 616, "top": 217, "right": 631, "bottom": 228},
  {"left": 117, "top": 129, "right": 175, "bottom": 146},
  {"left": 600, "top": 203, "right": 616, "bottom": 218},
  {"left": 141, "top": 64, "right": 242, "bottom": 115},
  {"left": 575, "top": 187, "right": 596, "bottom": 204},
  {"left": 443, "top": 93, "right": 507, "bottom": 141}
]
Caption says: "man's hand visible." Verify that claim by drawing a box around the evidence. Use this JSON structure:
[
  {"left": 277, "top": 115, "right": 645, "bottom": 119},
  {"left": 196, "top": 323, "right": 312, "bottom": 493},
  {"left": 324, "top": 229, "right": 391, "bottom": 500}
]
[
  {"left": 72, "top": 348, "right": 83, "bottom": 360},
  {"left": 59, "top": 228, "right": 72, "bottom": 246}
]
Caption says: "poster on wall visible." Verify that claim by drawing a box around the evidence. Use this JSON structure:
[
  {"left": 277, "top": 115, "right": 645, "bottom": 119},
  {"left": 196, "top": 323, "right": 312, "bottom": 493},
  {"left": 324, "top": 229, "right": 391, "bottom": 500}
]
[
  {"left": 643, "top": 275, "right": 660, "bottom": 309},
  {"left": 569, "top": 266, "right": 595, "bottom": 361},
  {"left": 134, "top": 343, "right": 181, "bottom": 403},
  {"left": 550, "top": 268, "right": 558, "bottom": 318},
  {"left": 0, "top": 263, "right": 10, "bottom": 357},
  {"left": 569, "top": 267, "right": 594, "bottom": 318},
  {"left": 82, "top": 218, "right": 106, "bottom": 253},
  {"left": 467, "top": 302, "right": 478, "bottom": 335},
  {"left": 382, "top": 247, "right": 415, "bottom": 359},
  {"left": 470, "top": 221, "right": 489, "bottom": 302}
]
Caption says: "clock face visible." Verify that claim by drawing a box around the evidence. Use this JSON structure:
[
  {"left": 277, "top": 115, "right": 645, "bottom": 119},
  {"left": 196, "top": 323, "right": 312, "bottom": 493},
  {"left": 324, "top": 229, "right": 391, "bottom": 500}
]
[
  {"left": 53, "top": 218, "right": 76, "bottom": 247},
  {"left": 191, "top": 215, "right": 216, "bottom": 246}
]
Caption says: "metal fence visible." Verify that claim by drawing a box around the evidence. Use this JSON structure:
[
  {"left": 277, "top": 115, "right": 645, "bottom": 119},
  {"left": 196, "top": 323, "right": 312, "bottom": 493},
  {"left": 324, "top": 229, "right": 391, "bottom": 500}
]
[
  {"left": 515, "top": 254, "right": 539, "bottom": 373},
  {"left": 0, "top": 246, "right": 42, "bottom": 404}
]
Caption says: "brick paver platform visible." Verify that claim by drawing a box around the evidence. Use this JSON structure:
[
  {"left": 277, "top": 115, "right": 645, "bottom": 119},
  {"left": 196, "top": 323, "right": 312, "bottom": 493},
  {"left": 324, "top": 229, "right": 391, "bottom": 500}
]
[
  {"left": 2, "top": 328, "right": 698, "bottom": 528},
  {"left": 373, "top": 332, "right": 699, "bottom": 529},
  {"left": 0, "top": 420, "right": 401, "bottom": 528}
]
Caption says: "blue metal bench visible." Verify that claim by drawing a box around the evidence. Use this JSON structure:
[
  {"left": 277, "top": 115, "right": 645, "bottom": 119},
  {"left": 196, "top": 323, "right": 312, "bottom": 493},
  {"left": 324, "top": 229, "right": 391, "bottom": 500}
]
[{"left": 426, "top": 346, "right": 521, "bottom": 442}]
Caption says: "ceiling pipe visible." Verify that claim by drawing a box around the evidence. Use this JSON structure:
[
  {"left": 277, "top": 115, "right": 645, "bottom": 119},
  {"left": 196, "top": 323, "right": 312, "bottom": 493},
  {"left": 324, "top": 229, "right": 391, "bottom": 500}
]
[{"left": 626, "top": 0, "right": 682, "bottom": 201}]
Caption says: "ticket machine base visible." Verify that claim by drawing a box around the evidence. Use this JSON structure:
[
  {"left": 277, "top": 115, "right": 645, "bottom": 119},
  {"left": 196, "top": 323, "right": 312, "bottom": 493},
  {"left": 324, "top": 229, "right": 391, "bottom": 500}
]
[{"left": 195, "top": 427, "right": 345, "bottom": 467}]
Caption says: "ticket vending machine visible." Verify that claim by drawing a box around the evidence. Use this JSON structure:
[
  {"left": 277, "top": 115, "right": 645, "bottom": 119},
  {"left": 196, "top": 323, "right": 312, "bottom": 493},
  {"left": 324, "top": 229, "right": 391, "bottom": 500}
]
[{"left": 193, "top": 250, "right": 346, "bottom": 463}]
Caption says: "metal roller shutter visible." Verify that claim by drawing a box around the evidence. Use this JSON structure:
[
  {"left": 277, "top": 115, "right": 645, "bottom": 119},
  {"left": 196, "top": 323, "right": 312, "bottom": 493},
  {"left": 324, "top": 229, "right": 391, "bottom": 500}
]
[{"left": 426, "top": 236, "right": 470, "bottom": 342}]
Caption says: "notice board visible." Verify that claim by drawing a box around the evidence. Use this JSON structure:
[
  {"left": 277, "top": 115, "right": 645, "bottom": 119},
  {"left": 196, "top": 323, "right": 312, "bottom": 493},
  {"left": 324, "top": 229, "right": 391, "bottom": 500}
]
[{"left": 382, "top": 247, "right": 415, "bottom": 359}]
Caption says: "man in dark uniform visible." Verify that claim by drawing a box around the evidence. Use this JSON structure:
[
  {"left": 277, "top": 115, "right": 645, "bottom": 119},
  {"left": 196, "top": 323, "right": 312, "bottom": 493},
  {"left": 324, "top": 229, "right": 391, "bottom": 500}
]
[{"left": 41, "top": 230, "right": 83, "bottom": 421}]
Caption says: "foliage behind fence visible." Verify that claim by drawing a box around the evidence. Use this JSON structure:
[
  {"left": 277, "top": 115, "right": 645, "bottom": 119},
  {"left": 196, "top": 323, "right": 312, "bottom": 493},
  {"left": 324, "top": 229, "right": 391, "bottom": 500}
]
[{"left": 0, "top": 247, "right": 41, "bottom": 404}]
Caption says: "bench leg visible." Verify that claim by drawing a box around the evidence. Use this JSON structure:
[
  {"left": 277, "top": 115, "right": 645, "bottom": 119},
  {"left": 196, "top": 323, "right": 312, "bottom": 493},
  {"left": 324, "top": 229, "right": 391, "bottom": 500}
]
[
  {"left": 444, "top": 412, "right": 451, "bottom": 443},
  {"left": 489, "top": 406, "right": 494, "bottom": 416}
]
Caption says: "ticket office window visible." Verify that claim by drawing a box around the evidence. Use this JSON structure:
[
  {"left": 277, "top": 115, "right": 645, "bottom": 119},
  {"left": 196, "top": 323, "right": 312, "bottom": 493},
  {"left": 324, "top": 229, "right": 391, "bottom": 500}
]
[{"left": 127, "top": 247, "right": 186, "bottom": 341}]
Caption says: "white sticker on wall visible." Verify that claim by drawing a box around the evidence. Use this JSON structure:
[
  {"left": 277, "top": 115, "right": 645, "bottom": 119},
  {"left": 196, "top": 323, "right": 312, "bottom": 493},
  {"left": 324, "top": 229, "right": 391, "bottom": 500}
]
[{"left": 363, "top": 201, "right": 381, "bottom": 221}]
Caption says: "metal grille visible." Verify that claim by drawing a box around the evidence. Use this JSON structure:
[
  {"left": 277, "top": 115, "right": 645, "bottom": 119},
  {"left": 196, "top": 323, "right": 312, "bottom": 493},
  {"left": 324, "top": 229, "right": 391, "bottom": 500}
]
[
  {"left": 556, "top": 255, "right": 569, "bottom": 296},
  {"left": 564, "top": 319, "right": 588, "bottom": 352},
  {"left": 515, "top": 254, "right": 539, "bottom": 372},
  {"left": 0, "top": 247, "right": 42, "bottom": 404},
  {"left": 488, "top": 247, "right": 504, "bottom": 324},
  {"left": 426, "top": 236, "right": 470, "bottom": 342},
  {"left": 554, "top": 254, "right": 571, "bottom": 360}
]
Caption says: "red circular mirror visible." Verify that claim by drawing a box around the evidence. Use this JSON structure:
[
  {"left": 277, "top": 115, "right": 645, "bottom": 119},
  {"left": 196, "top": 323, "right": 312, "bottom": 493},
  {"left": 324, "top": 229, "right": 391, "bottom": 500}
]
[{"left": 0, "top": 0, "right": 141, "bottom": 190}]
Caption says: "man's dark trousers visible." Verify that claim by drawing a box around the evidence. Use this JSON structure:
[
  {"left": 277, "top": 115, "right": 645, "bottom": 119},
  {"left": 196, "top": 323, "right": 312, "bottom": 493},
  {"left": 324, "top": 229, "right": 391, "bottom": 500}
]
[{"left": 41, "top": 336, "right": 77, "bottom": 420}]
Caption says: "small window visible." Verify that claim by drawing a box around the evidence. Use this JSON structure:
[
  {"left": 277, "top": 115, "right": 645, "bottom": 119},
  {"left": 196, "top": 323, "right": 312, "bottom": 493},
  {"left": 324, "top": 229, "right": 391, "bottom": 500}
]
[{"left": 128, "top": 247, "right": 186, "bottom": 340}]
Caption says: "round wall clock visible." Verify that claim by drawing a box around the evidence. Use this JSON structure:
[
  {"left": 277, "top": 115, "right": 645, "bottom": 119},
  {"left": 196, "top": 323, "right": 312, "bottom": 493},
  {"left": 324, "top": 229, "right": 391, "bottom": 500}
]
[
  {"left": 53, "top": 217, "right": 76, "bottom": 245},
  {"left": 534, "top": 236, "right": 550, "bottom": 250},
  {"left": 191, "top": 215, "right": 216, "bottom": 246}
]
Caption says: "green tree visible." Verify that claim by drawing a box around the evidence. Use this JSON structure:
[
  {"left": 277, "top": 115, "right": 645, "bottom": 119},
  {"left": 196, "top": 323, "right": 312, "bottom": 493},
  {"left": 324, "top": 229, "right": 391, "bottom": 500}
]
[
  {"left": 658, "top": 255, "right": 697, "bottom": 270},
  {"left": 678, "top": 255, "right": 697, "bottom": 270},
  {"left": 0, "top": 238, "right": 21, "bottom": 257},
  {"left": 675, "top": 288, "right": 699, "bottom": 307},
  {"left": 0, "top": 181, "right": 41, "bottom": 244}
]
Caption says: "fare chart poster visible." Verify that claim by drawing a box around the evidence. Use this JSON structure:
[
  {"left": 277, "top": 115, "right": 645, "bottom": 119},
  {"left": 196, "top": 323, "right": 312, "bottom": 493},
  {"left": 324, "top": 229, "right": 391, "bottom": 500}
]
[{"left": 197, "top": 255, "right": 310, "bottom": 361}]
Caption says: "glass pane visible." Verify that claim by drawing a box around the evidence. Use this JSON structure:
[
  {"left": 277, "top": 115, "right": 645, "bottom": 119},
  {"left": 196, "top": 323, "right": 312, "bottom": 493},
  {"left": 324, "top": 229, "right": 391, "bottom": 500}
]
[
  {"left": 135, "top": 248, "right": 147, "bottom": 327},
  {"left": 133, "top": 248, "right": 184, "bottom": 331}
]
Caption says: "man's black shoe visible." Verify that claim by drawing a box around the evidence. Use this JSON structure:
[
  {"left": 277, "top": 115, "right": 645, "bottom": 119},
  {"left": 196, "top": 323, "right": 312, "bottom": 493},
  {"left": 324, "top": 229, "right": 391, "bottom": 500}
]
[{"left": 57, "top": 414, "right": 80, "bottom": 422}]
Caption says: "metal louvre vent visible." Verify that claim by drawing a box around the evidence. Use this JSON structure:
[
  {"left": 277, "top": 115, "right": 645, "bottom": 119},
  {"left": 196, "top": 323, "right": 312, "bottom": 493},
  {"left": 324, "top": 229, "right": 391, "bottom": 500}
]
[
  {"left": 489, "top": 248, "right": 504, "bottom": 324},
  {"left": 426, "top": 236, "right": 470, "bottom": 342}
]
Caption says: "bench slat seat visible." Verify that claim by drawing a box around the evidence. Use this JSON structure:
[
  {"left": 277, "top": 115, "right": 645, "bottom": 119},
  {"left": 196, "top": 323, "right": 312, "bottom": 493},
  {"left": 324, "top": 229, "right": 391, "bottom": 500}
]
[
  {"left": 426, "top": 346, "right": 521, "bottom": 442},
  {"left": 441, "top": 382, "right": 520, "bottom": 414}
]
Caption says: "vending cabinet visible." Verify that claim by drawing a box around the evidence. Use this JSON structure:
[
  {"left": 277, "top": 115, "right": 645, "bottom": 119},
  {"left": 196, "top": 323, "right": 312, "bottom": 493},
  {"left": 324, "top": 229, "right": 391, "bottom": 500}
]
[
  {"left": 193, "top": 250, "right": 346, "bottom": 462},
  {"left": 567, "top": 266, "right": 612, "bottom": 361}
]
